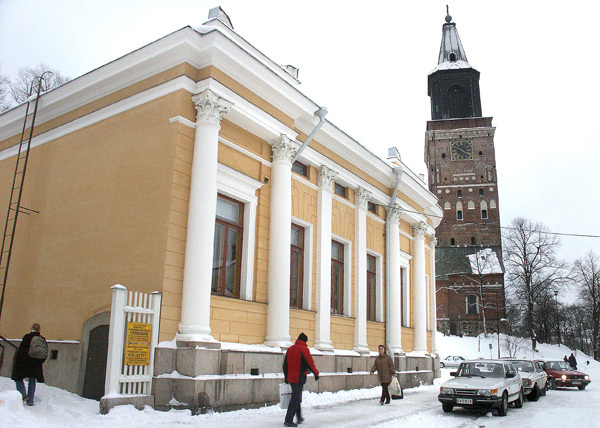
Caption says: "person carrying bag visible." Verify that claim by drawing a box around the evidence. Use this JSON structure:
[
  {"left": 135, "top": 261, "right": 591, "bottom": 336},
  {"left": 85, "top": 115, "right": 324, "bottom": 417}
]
[{"left": 370, "top": 344, "right": 395, "bottom": 405}]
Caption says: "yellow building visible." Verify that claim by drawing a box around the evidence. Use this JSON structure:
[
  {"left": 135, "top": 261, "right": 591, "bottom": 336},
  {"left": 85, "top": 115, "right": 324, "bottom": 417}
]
[{"left": 0, "top": 7, "right": 442, "bottom": 409}]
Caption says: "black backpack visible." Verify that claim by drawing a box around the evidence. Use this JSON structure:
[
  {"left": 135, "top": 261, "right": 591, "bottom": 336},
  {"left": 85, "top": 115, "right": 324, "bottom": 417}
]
[{"left": 28, "top": 335, "right": 48, "bottom": 360}]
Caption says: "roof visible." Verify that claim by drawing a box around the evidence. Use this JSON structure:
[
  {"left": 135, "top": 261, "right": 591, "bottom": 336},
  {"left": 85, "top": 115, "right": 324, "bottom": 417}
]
[
  {"left": 429, "top": 13, "right": 477, "bottom": 75},
  {"left": 436, "top": 246, "right": 504, "bottom": 280}
]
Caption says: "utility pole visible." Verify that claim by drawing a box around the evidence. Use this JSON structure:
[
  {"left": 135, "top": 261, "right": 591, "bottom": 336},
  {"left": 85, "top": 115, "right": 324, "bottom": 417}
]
[{"left": 554, "top": 290, "right": 561, "bottom": 347}]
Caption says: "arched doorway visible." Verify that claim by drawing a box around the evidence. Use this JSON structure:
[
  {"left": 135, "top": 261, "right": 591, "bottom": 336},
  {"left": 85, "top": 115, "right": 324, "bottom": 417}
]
[{"left": 82, "top": 324, "right": 109, "bottom": 400}]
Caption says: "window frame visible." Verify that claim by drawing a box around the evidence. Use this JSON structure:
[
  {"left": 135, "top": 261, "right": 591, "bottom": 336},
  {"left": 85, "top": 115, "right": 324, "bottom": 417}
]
[{"left": 290, "top": 223, "right": 305, "bottom": 309}]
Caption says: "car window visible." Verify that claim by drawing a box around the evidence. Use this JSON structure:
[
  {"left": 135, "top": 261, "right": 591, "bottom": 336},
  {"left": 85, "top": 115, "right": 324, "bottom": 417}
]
[
  {"left": 511, "top": 360, "right": 534, "bottom": 372},
  {"left": 505, "top": 364, "right": 516, "bottom": 376},
  {"left": 457, "top": 362, "right": 505, "bottom": 378}
]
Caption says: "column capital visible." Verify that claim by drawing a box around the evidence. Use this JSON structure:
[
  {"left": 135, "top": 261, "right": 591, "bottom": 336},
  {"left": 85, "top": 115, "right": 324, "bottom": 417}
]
[
  {"left": 271, "top": 134, "right": 298, "bottom": 164},
  {"left": 192, "top": 89, "right": 233, "bottom": 126},
  {"left": 429, "top": 236, "right": 438, "bottom": 247},
  {"left": 388, "top": 203, "right": 403, "bottom": 223},
  {"left": 412, "top": 221, "right": 429, "bottom": 238},
  {"left": 318, "top": 165, "right": 338, "bottom": 191},
  {"left": 355, "top": 187, "right": 372, "bottom": 210}
]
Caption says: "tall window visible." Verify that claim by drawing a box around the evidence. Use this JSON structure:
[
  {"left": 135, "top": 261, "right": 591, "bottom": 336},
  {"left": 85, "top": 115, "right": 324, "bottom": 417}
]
[
  {"left": 212, "top": 194, "right": 244, "bottom": 297},
  {"left": 331, "top": 240, "right": 345, "bottom": 315},
  {"left": 457, "top": 189, "right": 462, "bottom": 198},
  {"left": 367, "top": 254, "right": 377, "bottom": 321},
  {"left": 290, "top": 224, "right": 305, "bottom": 309},
  {"left": 466, "top": 294, "right": 478, "bottom": 315}
]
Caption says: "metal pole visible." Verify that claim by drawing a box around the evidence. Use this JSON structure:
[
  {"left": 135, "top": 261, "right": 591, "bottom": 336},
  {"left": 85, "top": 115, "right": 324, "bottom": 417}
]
[
  {"left": 497, "top": 291, "right": 500, "bottom": 358},
  {"left": 555, "top": 290, "right": 561, "bottom": 347}
]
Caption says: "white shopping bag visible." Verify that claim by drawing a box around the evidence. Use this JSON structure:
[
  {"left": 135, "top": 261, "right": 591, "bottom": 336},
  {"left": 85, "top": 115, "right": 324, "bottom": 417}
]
[
  {"left": 389, "top": 375, "right": 403, "bottom": 398},
  {"left": 279, "top": 383, "right": 292, "bottom": 409}
]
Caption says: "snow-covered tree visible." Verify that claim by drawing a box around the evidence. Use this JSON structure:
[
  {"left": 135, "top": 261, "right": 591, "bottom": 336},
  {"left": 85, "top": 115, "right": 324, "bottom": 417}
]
[{"left": 0, "top": 65, "right": 11, "bottom": 112}]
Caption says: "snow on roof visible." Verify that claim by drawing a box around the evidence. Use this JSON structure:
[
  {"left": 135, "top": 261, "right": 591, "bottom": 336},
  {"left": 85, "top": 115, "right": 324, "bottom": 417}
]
[{"left": 467, "top": 248, "right": 503, "bottom": 274}]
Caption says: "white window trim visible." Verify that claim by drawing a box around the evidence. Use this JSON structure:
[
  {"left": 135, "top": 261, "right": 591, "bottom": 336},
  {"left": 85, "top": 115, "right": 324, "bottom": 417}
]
[
  {"left": 367, "top": 250, "right": 384, "bottom": 322},
  {"left": 217, "top": 163, "right": 263, "bottom": 301},
  {"left": 398, "top": 251, "right": 412, "bottom": 327},
  {"left": 291, "top": 216, "right": 313, "bottom": 311},
  {"left": 332, "top": 234, "right": 352, "bottom": 317}
]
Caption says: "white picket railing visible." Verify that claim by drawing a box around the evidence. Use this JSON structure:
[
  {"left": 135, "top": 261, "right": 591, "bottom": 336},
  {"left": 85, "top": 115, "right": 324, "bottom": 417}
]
[{"left": 105, "top": 284, "right": 162, "bottom": 396}]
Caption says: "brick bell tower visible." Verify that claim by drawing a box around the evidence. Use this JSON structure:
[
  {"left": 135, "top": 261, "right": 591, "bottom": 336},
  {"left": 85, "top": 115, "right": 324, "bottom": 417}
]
[{"left": 425, "top": 9, "right": 505, "bottom": 337}]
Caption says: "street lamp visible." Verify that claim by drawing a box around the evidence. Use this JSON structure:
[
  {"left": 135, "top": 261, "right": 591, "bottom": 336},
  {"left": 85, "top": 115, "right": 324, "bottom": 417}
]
[{"left": 554, "top": 290, "right": 561, "bottom": 347}]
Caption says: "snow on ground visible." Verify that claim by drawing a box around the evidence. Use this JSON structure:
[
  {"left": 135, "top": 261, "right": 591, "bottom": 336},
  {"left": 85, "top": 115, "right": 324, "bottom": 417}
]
[{"left": 1, "top": 333, "right": 599, "bottom": 428}]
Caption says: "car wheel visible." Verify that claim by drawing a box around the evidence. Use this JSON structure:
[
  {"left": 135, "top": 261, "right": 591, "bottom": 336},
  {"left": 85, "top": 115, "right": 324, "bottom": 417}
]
[
  {"left": 442, "top": 403, "right": 453, "bottom": 413},
  {"left": 440, "top": 362, "right": 445, "bottom": 368},
  {"left": 540, "top": 381, "right": 547, "bottom": 396},
  {"left": 578, "top": 385, "right": 586, "bottom": 390},
  {"left": 548, "top": 378, "right": 557, "bottom": 390},
  {"left": 497, "top": 392, "right": 509, "bottom": 416},
  {"left": 527, "top": 384, "right": 540, "bottom": 402},
  {"left": 514, "top": 388, "right": 524, "bottom": 408}
]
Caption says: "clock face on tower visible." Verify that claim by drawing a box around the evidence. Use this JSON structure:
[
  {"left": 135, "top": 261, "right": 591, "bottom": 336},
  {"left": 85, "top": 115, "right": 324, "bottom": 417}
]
[{"left": 450, "top": 140, "right": 473, "bottom": 161}]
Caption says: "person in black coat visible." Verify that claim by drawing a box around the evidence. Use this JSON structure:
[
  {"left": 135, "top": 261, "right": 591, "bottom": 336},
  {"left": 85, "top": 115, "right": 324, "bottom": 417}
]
[
  {"left": 568, "top": 353, "right": 578, "bottom": 370},
  {"left": 11, "top": 323, "right": 46, "bottom": 406}
]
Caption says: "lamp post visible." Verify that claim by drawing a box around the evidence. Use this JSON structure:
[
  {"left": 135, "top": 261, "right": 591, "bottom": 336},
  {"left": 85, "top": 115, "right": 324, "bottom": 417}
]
[{"left": 554, "top": 290, "right": 561, "bottom": 347}]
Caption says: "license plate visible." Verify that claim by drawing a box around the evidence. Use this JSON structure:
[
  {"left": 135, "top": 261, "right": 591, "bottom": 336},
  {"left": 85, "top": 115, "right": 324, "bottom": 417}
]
[
  {"left": 571, "top": 381, "right": 581, "bottom": 385},
  {"left": 457, "top": 398, "right": 473, "bottom": 404}
]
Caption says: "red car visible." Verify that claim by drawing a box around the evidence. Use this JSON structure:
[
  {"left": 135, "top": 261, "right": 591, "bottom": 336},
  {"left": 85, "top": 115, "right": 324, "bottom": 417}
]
[{"left": 538, "top": 360, "right": 591, "bottom": 390}]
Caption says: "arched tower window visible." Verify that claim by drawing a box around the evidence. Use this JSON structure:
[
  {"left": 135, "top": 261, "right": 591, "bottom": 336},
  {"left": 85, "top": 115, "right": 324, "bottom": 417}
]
[
  {"left": 446, "top": 84, "right": 469, "bottom": 118},
  {"left": 480, "top": 200, "right": 488, "bottom": 219},
  {"left": 456, "top": 201, "right": 463, "bottom": 221}
]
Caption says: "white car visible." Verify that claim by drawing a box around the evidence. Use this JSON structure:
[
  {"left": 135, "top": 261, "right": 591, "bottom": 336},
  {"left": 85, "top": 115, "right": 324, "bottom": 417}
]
[
  {"left": 438, "top": 360, "right": 524, "bottom": 416},
  {"left": 507, "top": 359, "right": 547, "bottom": 401},
  {"left": 440, "top": 355, "right": 466, "bottom": 368}
]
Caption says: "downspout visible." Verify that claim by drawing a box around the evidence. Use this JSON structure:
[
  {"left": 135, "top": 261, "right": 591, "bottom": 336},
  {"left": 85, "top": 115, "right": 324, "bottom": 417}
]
[
  {"left": 291, "top": 107, "right": 328, "bottom": 163},
  {"left": 386, "top": 166, "right": 403, "bottom": 356}
]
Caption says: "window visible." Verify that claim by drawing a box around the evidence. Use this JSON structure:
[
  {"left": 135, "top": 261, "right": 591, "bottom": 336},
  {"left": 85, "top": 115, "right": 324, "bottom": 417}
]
[
  {"left": 481, "top": 200, "right": 488, "bottom": 219},
  {"left": 457, "top": 189, "right": 462, "bottom": 198},
  {"left": 442, "top": 153, "right": 446, "bottom": 159},
  {"left": 367, "top": 255, "right": 377, "bottom": 321},
  {"left": 466, "top": 294, "right": 478, "bottom": 315},
  {"left": 457, "top": 210, "right": 463, "bottom": 221},
  {"left": 368, "top": 201, "right": 377, "bottom": 214},
  {"left": 292, "top": 161, "right": 308, "bottom": 177},
  {"left": 481, "top": 209, "right": 488, "bottom": 219},
  {"left": 451, "top": 238, "right": 455, "bottom": 246},
  {"left": 471, "top": 236, "right": 476, "bottom": 245},
  {"left": 479, "top": 188, "right": 484, "bottom": 197},
  {"left": 290, "top": 224, "right": 305, "bottom": 309},
  {"left": 212, "top": 194, "right": 244, "bottom": 297},
  {"left": 331, "top": 240, "right": 345, "bottom": 315},
  {"left": 334, "top": 183, "right": 347, "bottom": 198}
]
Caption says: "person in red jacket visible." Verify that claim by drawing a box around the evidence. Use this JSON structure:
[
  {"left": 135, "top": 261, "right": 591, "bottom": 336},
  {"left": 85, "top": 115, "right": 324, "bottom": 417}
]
[{"left": 282, "top": 333, "right": 319, "bottom": 427}]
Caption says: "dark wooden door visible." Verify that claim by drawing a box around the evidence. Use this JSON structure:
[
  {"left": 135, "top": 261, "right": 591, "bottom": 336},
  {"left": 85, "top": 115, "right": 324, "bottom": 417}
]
[{"left": 82, "top": 324, "right": 109, "bottom": 400}]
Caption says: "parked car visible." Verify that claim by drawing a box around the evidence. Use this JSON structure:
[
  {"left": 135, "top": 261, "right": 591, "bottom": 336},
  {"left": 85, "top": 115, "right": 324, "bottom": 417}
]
[
  {"left": 507, "top": 359, "right": 547, "bottom": 401},
  {"left": 538, "top": 360, "right": 591, "bottom": 390},
  {"left": 438, "top": 360, "right": 524, "bottom": 416},
  {"left": 440, "top": 355, "right": 466, "bottom": 368}
]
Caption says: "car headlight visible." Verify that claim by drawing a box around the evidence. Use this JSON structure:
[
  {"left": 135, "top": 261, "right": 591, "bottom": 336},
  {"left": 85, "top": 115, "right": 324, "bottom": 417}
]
[
  {"left": 441, "top": 387, "right": 455, "bottom": 394},
  {"left": 561, "top": 375, "right": 567, "bottom": 380},
  {"left": 477, "top": 390, "right": 491, "bottom": 396},
  {"left": 522, "top": 379, "right": 532, "bottom": 386},
  {"left": 585, "top": 375, "right": 590, "bottom": 380}
]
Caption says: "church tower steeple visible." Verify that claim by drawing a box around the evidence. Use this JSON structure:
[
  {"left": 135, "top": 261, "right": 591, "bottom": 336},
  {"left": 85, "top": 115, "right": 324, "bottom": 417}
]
[{"left": 428, "top": 9, "right": 482, "bottom": 120}]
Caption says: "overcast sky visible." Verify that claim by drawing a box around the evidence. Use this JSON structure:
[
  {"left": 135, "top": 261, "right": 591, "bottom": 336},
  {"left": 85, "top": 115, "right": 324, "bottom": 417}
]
[{"left": 1, "top": 0, "right": 599, "bottom": 275}]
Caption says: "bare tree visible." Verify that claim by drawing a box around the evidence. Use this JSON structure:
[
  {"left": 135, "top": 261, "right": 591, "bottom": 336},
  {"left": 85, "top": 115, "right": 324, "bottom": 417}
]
[
  {"left": 0, "top": 65, "right": 10, "bottom": 112},
  {"left": 502, "top": 217, "right": 571, "bottom": 344},
  {"left": 9, "top": 63, "right": 70, "bottom": 104},
  {"left": 573, "top": 251, "right": 600, "bottom": 358}
]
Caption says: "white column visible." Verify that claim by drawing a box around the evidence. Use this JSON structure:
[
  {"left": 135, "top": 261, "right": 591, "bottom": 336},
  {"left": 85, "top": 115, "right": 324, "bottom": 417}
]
[
  {"left": 314, "top": 166, "right": 338, "bottom": 352},
  {"left": 178, "top": 89, "right": 232, "bottom": 343},
  {"left": 429, "top": 235, "right": 439, "bottom": 355},
  {"left": 387, "top": 204, "right": 403, "bottom": 354},
  {"left": 412, "top": 222, "right": 428, "bottom": 354},
  {"left": 353, "top": 187, "right": 371, "bottom": 354},
  {"left": 264, "top": 135, "right": 296, "bottom": 348}
]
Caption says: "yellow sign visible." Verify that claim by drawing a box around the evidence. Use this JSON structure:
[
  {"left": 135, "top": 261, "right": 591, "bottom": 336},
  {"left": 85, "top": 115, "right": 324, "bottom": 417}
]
[{"left": 124, "top": 322, "right": 152, "bottom": 366}]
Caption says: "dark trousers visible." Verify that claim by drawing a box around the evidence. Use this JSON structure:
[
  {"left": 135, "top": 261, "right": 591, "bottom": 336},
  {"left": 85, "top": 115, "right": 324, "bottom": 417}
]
[
  {"left": 285, "top": 382, "right": 304, "bottom": 423},
  {"left": 15, "top": 378, "right": 36, "bottom": 404},
  {"left": 380, "top": 382, "right": 390, "bottom": 403}
]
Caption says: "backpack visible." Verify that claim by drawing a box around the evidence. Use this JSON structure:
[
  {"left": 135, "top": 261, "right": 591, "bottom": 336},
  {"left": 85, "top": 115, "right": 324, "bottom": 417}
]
[{"left": 28, "top": 335, "right": 48, "bottom": 360}]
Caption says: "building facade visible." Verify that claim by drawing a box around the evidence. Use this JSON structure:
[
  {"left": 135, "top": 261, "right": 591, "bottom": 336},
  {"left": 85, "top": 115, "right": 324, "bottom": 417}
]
[
  {"left": 424, "top": 12, "right": 506, "bottom": 337},
  {"left": 0, "top": 8, "right": 442, "bottom": 409}
]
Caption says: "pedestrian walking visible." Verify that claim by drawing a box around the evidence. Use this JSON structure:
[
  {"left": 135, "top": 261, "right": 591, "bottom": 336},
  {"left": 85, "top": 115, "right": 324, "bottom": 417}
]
[
  {"left": 11, "top": 323, "right": 47, "bottom": 406},
  {"left": 282, "top": 333, "right": 319, "bottom": 427},
  {"left": 568, "top": 353, "right": 577, "bottom": 370},
  {"left": 370, "top": 344, "right": 395, "bottom": 405}
]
